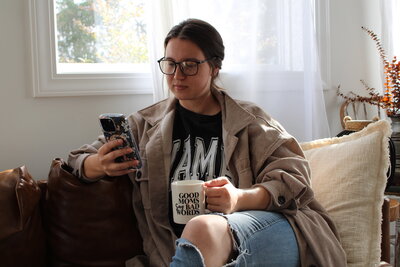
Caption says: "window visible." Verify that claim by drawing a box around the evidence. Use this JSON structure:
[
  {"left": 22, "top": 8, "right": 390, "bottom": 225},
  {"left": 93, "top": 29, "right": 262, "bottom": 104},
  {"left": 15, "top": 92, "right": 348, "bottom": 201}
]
[
  {"left": 28, "top": 0, "right": 152, "bottom": 97},
  {"left": 29, "top": 0, "right": 330, "bottom": 97}
]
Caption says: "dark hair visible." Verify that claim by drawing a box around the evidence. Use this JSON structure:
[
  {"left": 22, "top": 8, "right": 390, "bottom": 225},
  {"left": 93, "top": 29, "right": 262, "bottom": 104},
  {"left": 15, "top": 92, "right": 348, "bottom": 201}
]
[{"left": 164, "top": 19, "right": 225, "bottom": 81}]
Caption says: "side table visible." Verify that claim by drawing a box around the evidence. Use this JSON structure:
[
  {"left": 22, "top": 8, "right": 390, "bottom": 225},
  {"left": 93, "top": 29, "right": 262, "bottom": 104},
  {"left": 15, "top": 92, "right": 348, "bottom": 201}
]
[
  {"left": 393, "top": 199, "right": 400, "bottom": 267},
  {"left": 383, "top": 197, "right": 400, "bottom": 266}
]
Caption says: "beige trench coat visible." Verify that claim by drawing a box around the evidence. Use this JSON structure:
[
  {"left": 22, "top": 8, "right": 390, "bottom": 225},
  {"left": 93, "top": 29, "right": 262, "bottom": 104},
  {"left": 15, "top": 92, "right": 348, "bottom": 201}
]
[{"left": 69, "top": 88, "right": 346, "bottom": 267}]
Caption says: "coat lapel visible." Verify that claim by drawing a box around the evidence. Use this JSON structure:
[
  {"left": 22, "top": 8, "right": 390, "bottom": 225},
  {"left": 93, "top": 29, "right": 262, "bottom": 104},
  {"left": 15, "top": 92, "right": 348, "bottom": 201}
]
[
  {"left": 212, "top": 88, "right": 256, "bottom": 168},
  {"left": 141, "top": 97, "right": 177, "bottom": 228}
]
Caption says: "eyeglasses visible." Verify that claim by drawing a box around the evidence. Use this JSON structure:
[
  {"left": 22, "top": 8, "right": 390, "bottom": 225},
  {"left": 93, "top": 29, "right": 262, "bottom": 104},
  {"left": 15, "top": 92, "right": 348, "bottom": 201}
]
[{"left": 157, "top": 57, "right": 213, "bottom": 76}]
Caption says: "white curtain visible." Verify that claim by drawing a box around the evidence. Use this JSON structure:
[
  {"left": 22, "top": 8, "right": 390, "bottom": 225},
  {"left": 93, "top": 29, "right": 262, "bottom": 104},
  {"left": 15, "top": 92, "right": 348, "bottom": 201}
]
[
  {"left": 381, "top": 0, "right": 400, "bottom": 62},
  {"left": 379, "top": 0, "right": 399, "bottom": 121},
  {"left": 147, "top": 0, "right": 330, "bottom": 142}
]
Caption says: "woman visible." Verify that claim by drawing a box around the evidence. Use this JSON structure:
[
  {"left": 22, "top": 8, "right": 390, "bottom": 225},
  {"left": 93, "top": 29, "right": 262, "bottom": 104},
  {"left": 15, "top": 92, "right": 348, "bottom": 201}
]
[{"left": 68, "top": 19, "right": 346, "bottom": 267}]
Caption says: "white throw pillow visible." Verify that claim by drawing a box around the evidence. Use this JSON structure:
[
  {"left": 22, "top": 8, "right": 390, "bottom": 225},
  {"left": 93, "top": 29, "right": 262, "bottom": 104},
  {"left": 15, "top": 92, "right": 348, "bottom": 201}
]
[{"left": 300, "top": 120, "right": 391, "bottom": 267}]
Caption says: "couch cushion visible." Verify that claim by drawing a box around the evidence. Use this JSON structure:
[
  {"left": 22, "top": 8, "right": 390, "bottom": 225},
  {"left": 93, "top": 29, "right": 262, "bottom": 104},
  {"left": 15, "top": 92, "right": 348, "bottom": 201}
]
[
  {"left": 0, "top": 166, "right": 47, "bottom": 267},
  {"left": 300, "top": 120, "right": 391, "bottom": 267},
  {"left": 43, "top": 158, "right": 143, "bottom": 267}
]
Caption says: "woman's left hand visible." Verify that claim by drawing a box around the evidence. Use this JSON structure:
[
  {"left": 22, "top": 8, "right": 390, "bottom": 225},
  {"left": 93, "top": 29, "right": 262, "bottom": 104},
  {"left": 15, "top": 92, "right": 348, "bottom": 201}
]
[{"left": 204, "top": 177, "right": 242, "bottom": 214}]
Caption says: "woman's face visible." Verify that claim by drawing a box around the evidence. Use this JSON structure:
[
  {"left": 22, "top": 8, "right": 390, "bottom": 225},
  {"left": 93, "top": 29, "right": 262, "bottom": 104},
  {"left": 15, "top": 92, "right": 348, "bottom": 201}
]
[{"left": 164, "top": 38, "right": 214, "bottom": 106}]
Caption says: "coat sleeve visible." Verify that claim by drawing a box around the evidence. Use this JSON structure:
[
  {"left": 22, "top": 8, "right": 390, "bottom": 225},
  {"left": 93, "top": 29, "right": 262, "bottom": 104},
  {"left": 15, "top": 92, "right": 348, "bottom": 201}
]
[
  {"left": 67, "top": 136, "right": 106, "bottom": 179},
  {"left": 248, "top": 117, "right": 314, "bottom": 215}
]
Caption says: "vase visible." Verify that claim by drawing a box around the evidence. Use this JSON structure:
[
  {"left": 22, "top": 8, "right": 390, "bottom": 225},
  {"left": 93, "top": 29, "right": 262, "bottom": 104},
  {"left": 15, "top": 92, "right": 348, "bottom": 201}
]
[{"left": 390, "top": 116, "right": 400, "bottom": 187}]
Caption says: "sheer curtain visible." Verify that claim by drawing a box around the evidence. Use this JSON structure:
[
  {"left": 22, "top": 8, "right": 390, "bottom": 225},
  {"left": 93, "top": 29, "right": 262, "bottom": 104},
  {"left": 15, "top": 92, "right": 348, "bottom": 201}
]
[
  {"left": 378, "top": 0, "right": 399, "bottom": 122},
  {"left": 148, "top": 0, "right": 330, "bottom": 142},
  {"left": 381, "top": 0, "right": 399, "bottom": 63}
]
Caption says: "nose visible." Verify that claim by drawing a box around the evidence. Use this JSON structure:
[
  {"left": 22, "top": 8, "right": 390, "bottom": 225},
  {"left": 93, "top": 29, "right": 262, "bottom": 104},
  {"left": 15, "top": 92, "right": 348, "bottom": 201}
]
[{"left": 173, "top": 65, "right": 186, "bottom": 80}]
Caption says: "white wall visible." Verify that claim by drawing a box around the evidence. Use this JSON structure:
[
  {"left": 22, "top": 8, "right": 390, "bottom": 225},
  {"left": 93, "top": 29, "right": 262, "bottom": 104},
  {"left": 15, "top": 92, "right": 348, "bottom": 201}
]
[
  {"left": 326, "top": 0, "right": 383, "bottom": 134},
  {"left": 0, "top": 0, "right": 385, "bottom": 179}
]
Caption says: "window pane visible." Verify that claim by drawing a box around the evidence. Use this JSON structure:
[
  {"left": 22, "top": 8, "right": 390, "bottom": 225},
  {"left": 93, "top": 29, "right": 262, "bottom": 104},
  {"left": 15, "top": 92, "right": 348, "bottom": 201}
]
[{"left": 54, "top": 0, "right": 149, "bottom": 73}]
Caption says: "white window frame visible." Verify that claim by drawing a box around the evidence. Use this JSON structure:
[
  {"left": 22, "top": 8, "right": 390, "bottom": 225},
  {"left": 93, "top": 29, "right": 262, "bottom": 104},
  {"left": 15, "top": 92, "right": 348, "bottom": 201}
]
[
  {"left": 28, "top": 0, "right": 330, "bottom": 97},
  {"left": 28, "top": 0, "right": 153, "bottom": 97}
]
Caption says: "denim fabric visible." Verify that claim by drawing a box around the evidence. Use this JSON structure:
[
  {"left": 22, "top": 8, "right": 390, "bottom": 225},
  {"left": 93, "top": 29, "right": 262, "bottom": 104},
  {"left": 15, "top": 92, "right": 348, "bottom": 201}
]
[
  {"left": 170, "top": 211, "right": 299, "bottom": 267},
  {"left": 170, "top": 238, "right": 205, "bottom": 267}
]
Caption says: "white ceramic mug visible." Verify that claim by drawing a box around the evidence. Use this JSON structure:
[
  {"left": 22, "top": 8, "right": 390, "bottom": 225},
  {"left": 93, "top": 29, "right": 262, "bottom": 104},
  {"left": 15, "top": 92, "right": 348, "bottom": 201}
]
[{"left": 171, "top": 180, "right": 205, "bottom": 224}]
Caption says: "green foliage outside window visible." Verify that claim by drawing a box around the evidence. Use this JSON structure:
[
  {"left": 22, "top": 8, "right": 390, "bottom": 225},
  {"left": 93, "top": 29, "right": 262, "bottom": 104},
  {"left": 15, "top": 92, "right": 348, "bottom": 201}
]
[{"left": 55, "top": 0, "right": 148, "bottom": 64}]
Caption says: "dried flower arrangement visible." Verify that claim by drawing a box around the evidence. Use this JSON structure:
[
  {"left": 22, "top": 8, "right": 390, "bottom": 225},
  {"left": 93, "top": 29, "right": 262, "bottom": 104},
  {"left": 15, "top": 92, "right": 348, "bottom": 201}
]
[{"left": 337, "top": 26, "right": 400, "bottom": 117}]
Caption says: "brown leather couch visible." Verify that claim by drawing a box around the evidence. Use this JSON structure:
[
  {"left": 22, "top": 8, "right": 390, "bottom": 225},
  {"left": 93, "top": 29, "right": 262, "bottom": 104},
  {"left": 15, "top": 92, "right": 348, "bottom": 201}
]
[
  {"left": 0, "top": 158, "right": 143, "bottom": 267},
  {"left": 0, "top": 158, "right": 394, "bottom": 267}
]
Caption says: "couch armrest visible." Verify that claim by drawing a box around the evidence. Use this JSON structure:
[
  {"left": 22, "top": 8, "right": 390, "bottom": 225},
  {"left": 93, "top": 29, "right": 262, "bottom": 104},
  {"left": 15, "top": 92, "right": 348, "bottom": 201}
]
[
  {"left": 44, "top": 158, "right": 143, "bottom": 266},
  {"left": 0, "top": 166, "right": 47, "bottom": 267}
]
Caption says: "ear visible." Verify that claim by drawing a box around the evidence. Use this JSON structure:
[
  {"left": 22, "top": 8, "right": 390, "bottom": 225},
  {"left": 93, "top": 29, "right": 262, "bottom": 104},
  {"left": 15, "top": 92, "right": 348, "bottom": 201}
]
[{"left": 212, "top": 68, "right": 220, "bottom": 77}]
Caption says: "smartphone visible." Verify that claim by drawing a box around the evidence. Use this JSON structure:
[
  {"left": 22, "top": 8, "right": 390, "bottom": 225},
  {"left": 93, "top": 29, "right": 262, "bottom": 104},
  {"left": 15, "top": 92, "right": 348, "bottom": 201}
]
[{"left": 99, "top": 113, "right": 142, "bottom": 169}]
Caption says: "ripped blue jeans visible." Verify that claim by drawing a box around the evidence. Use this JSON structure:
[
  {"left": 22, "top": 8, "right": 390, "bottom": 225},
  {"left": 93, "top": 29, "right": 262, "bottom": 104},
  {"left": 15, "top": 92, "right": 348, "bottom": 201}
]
[{"left": 170, "top": 211, "right": 299, "bottom": 267}]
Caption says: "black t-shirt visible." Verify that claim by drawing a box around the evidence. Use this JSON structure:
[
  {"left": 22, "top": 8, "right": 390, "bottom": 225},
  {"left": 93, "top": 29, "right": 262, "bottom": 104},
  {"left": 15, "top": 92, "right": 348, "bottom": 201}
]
[{"left": 169, "top": 103, "right": 232, "bottom": 236}]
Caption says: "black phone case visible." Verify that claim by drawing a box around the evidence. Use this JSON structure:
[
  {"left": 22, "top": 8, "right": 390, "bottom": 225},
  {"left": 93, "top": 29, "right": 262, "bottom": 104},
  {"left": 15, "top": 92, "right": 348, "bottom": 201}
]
[{"left": 99, "top": 113, "right": 142, "bottom": 169}]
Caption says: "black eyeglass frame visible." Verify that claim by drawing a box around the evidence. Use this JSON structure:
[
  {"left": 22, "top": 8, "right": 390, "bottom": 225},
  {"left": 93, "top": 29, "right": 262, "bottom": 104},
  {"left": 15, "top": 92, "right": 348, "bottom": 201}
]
[{"left": 157, "top": 57, "right": 214, "bottom": 76}]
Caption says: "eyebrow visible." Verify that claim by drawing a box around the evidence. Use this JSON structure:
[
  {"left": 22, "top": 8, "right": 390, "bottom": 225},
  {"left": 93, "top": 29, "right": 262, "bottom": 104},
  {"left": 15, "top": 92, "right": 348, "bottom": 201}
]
[{"left": 164, "top": 57, "right": 202, "bottom": 62}]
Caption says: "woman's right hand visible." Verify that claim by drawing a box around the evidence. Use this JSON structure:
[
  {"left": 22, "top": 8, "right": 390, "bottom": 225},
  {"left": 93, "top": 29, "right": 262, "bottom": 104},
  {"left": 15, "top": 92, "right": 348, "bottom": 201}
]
[{"left": 83, "top": 139, "right": 140, "bottom": 179}]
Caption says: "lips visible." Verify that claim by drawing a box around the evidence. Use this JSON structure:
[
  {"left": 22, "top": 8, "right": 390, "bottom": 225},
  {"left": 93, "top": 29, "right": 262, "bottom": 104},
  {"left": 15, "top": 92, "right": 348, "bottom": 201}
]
[{"left": 173, "top": 84, "right": 188, "bottom": 90}]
